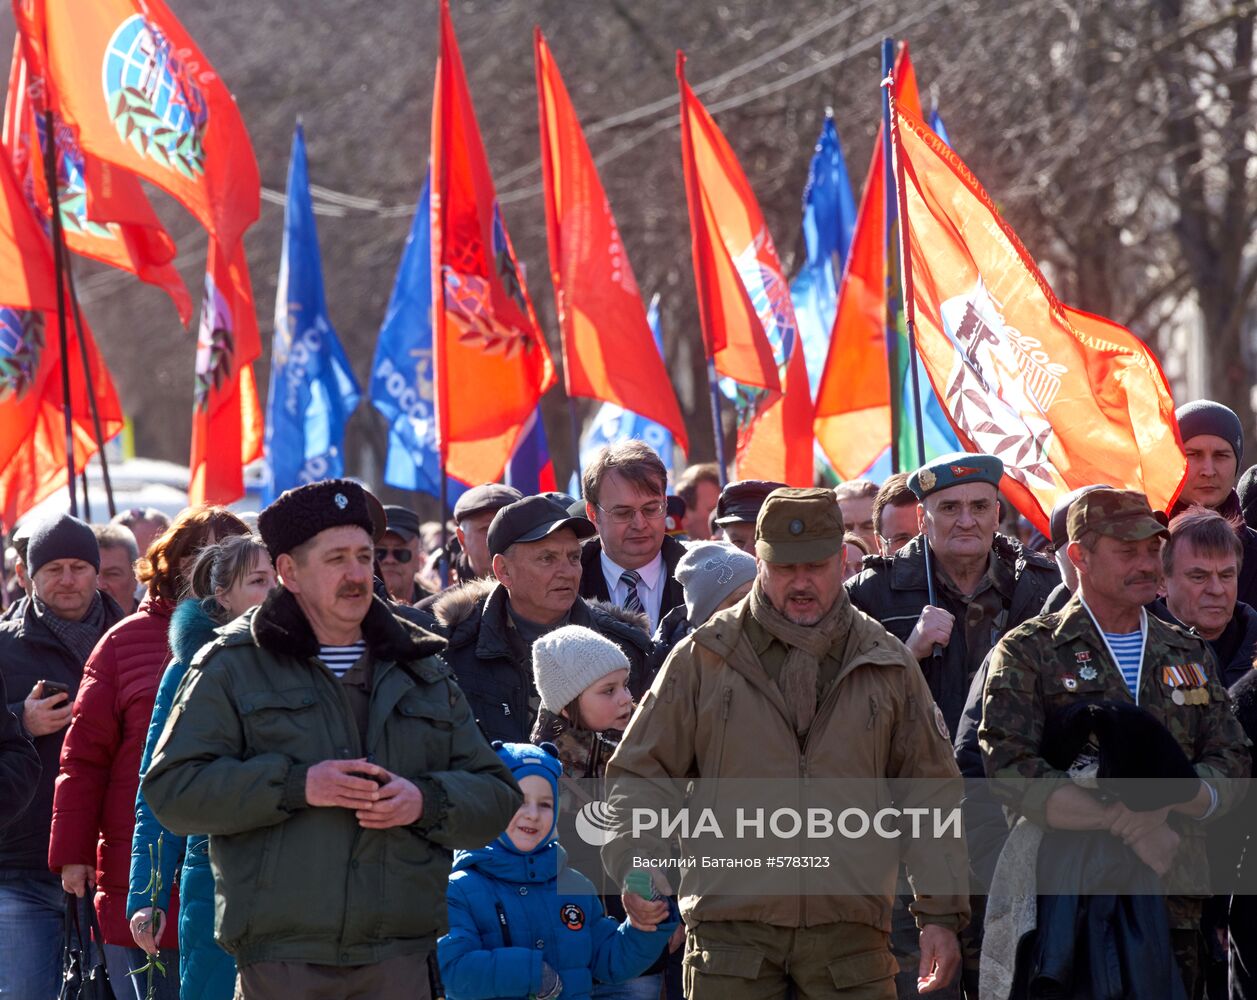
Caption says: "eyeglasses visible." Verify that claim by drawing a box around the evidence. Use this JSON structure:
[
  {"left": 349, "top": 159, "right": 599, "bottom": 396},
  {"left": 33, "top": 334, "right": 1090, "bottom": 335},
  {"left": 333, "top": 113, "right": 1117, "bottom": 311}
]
[
  {"left": 597, "top": 501, "right": 667, "bottom": 525},
  {"left": 374, "top": 547, "right": 413, "bottom": 564}
]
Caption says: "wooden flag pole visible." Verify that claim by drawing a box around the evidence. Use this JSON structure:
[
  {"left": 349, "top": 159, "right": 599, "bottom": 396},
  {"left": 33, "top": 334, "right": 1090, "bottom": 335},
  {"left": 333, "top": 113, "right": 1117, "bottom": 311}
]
[
  {"left": 42, "top": 109, "right": 77, "bottom": 517},
  {"left": 879, "top": 38, "right": 903, "bottom": 476}
]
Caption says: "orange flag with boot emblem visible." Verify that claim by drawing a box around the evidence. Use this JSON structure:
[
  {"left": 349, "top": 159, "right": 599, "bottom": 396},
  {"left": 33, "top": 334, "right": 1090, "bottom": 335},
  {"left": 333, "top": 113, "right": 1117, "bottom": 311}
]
[{"left": 888, "top": 99, "right": 1185, "bottom": 529}]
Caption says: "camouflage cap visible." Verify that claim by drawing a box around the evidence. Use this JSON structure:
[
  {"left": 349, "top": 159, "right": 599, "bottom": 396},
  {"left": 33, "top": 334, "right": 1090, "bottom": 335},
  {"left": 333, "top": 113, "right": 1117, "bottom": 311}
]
[
  {"left": 908, "top": 451, "right": 1004, "bottom": 500},
  {"left": 755, "top": 487, "right": 845, "bottom": 563},
  {"left": 1067, "top": 488, "right": 1170, "bottom": 544}
]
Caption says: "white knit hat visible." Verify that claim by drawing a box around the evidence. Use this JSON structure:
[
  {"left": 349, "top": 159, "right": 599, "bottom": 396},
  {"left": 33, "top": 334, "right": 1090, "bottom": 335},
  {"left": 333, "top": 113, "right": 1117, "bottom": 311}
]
[
  {"left": 675, "top": 541, "right": 757, "bottom": 625},
  {"left": 532, "top": 625, "right": 631, "bottom": 712}
]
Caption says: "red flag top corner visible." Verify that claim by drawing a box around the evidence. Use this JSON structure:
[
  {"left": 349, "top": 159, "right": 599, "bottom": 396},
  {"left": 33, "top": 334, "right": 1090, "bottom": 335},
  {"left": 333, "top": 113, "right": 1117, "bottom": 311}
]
[
  {"left": 535, "top": 29, "right": 688, "bottom": 454},
  {"left": 889, "top": 100, "right": 1185, "bottom": 528},
  {"left": 431, "top": 0, "right": 555, "bottom": 486}
]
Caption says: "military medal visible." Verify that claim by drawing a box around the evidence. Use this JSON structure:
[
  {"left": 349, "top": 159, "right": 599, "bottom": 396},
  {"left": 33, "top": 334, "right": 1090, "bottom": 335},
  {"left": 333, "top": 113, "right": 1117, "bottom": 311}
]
[
  {"left": 1078, "top": 665, "right": 1098, "bottom": 682},
  {"left": 1062, "top": 674, "right": 1078, "bottom": 691},
  {"left": 1172, "top": 688, "right": 1186, "bottom": 706}
]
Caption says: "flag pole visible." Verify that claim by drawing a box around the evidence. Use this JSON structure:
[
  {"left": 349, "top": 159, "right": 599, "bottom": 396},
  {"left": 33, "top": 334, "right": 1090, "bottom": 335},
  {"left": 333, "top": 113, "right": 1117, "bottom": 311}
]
[
  {"left": 885, "top": 68, "right": 941, "bottom": 624},
  {"left": 41, "top": 109, "right": 77, "bottom": 517},
  {"left": 438, "top": 464, "right": 450, "bottom": 589},
  {"left": 63, "top": 259, "right": 118, "bottom": 518},
  {"left": 706, "top": 360, "right": 729, "bottom": 487},
  {"left": 879, "top": 38, "right": 904, "bottom": 475}
]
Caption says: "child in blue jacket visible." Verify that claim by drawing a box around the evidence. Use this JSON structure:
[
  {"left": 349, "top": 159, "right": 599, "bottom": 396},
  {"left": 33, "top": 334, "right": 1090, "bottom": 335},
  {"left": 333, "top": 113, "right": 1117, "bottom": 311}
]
[{"left": 439, "top": 742, "right": 676, "bottom": 1000}]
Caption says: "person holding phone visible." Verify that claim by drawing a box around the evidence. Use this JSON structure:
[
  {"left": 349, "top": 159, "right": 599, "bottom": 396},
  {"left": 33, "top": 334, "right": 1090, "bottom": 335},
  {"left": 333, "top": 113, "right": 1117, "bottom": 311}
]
[{"left": 0, "top": 514, "right": 127, "bottom": 999}]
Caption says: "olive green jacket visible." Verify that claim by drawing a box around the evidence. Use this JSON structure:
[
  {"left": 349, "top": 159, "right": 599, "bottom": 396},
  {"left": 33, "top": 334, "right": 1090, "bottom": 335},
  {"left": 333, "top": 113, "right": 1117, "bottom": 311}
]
[{"left": 142, "top": 589, "right": 521, "bottom": 968}]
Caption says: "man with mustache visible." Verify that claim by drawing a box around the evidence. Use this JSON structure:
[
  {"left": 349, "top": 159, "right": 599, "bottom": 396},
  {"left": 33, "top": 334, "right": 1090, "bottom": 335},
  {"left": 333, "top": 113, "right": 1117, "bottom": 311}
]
[
  {"left": 606, "top": 488, "right": 969, "bottom": 998},
  {"left": 980, "top": 488, "right": 1252, "bottom": 997},
  {"left": 432, "top": 496, "right": 652, "bottom": 745},
  {"left": 143, "top": 479, "right": 521, "bottom": 1000}
]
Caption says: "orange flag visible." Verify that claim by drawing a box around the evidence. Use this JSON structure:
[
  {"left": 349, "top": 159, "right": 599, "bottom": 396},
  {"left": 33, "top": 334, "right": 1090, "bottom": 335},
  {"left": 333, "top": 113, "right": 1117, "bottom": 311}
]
[
  {"left": 678, "top": 53, "right": 812, "bottom": 484},
  {"left": 431, "top": 0, "right": 555, "bottom": 485},
  {"left": 0, "top": 152, "right": 122, "bottom": 527},
  {"left": 813, "top": 45, "right": 922, "bottom": 479},
  {"left": 187, "top": 238, "right": 263, "bottom": 505},
  {"left": 37, "top": 0, "right": 259, "bottom": 254},
  {"left": 890, "top": 100, "right": 1185, "bottom": 528},
  {"left": 3, "top": 37, "right": 191, "bottom": 322},
  {"left": 535, "top": 30, "right": 688, "bottom": 453}
]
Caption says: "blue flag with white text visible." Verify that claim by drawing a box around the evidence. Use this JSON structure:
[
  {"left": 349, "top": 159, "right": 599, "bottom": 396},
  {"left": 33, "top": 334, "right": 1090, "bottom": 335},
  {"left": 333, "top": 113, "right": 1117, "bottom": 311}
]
[{"left": 263, "top": 123, "right": 361, "bottom": 504}]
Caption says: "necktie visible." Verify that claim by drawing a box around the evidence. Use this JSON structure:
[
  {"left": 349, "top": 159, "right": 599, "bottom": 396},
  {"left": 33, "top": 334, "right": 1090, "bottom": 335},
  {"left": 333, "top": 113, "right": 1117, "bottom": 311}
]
[{"left": 619, "top": 569, "right": 645, "bottom": 616}]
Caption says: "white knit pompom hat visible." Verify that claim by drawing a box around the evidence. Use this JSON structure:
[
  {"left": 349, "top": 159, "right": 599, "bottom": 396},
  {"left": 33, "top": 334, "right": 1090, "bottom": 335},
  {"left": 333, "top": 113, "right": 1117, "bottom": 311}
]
[{"left": 531, "top": 624, "right": 630, "bottom": 712}]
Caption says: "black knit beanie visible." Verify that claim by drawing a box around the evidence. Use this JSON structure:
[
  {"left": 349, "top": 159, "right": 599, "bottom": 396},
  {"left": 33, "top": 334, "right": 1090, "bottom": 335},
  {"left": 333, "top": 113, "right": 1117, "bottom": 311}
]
[
  {"left": 25, "top": 513, "right": 100, "bottom": 574},
  {"left": 1176, "top": 399, "right": 1244, "bottom": 465}
]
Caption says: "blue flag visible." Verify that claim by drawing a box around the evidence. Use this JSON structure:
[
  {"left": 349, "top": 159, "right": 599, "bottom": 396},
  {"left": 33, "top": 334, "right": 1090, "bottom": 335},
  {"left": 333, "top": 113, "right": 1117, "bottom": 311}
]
[
  {"left": 789, "top": 113, "right": 857, "bottom": 400},
  {"left": 569, "top": 295, "right": 675, "bottom": 496},
  {"left": 928, "top": 107, "right": 952, "bottom": 147},
  {"left": 262, "top": 123, "right": 362, "bottom": 504},
  {"left": 368, "top": 174, "right": 467, "bottom": 506}
]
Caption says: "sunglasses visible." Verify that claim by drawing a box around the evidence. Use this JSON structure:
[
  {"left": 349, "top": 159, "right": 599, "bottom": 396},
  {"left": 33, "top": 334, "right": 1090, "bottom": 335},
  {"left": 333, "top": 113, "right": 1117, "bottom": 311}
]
[{"left": 374, "top": 547, "right": 413, "bottom": 564}]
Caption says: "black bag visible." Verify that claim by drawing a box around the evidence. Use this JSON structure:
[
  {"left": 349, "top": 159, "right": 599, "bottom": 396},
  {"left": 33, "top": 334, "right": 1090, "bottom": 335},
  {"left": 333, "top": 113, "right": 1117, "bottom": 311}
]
[{"left": 58, "top": 893, "right": 117, "bottom": 1000}]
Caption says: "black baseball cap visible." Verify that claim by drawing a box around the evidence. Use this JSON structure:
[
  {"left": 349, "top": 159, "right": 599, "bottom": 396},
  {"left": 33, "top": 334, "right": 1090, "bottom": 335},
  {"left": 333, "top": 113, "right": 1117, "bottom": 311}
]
[
  {"left": 487, "top": 496, "right": 596, "bottom": 557},
  {"left": 715, "top": 479, "right": 786, "bottom": 526},
  {"left": 382, "top": 504, "right": 420, "bottom": 541},
  {"left": 453, "top": 483, "right": 524, "bottom": 522}
]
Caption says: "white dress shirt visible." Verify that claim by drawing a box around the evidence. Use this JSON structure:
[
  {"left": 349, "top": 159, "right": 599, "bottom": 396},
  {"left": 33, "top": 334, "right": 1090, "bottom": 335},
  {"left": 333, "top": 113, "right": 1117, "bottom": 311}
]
[{"left": 600, "top": 549, "right": 665, "bottom": 631}]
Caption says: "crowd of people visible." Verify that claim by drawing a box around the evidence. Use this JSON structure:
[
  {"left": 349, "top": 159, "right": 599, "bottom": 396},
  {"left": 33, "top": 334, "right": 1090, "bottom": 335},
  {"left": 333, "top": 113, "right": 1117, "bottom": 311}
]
[{"left": 0, "top": 399, "right": 1255, "bottom": 999}]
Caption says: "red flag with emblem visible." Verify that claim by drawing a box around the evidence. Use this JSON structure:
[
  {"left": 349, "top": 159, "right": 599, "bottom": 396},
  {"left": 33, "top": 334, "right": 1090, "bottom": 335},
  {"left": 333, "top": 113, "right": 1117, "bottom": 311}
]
[
  {"left": 3, "top": 36, "right": 191, "bottom": 322},
  {"left": 889, "top": 99, "right": 1185, "bottom": 529},
  {"left": 0, "top": 152, "right": 122, "bottom": 527},
  {"left": 812, "top": 45, "right": 922, "bottom": 479},
  {"left": 187, "top": 237, "right": 263, "bottom": 505},
  {"left": 678, "top": 52, "right": 811, "bottom": 484},
  {"left": 431, "top": 0, "right": 555, "bottom": 485},
  {"left": 35, "top": 0, "right": 259, "bottom": 254},
  {"left": 535, "top": 30, "right": 688, "bottom": 453}
]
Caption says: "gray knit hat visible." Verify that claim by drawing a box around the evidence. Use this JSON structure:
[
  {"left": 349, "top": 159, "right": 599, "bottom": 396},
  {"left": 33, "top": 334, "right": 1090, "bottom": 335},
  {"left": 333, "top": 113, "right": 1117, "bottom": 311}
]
[
  {"left": 675, "top": 541, "right": 757, "bottom": 626},
  {"left": 1176, "top": 399, "right": 1244, "bottom": 464},
  {"left": 531, "top": 625, "right": 630, "bottom": 713}
]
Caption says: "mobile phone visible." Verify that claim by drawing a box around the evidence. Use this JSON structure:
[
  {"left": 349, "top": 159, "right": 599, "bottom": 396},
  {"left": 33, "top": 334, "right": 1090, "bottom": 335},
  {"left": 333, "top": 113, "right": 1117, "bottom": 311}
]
[{"left": 39, "top": 680, "right": 70, "bottom": 699}]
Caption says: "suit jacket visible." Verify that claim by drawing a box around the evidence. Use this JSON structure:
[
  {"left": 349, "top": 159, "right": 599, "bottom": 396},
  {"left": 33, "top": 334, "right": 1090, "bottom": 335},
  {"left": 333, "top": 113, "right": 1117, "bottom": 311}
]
[{"left": 579, "top": 534, "right": 686, "bottom": 625}]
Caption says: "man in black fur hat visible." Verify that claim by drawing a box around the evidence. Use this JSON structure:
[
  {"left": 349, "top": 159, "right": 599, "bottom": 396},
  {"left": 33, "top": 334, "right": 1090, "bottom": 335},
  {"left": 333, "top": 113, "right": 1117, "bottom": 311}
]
[{"left": 144, "top": 479, "right": 520, "bottom": 1000}]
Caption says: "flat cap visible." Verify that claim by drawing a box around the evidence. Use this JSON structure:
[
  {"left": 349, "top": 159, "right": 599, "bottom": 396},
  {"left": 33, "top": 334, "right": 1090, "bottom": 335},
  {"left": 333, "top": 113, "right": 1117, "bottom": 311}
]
[
  {"left": 258, "top": 479, "right": 386, "bottom": 561},
  {"left": 382, "top": 504, "right": 420, "bottom": 541},
  {"left": 1067, "top": 488, "right": 1169, "bottom": 544},
  {"left": 908, "top": 452, "right": 1004, "bottom": 500},
  {"left": 755, "top": 487, "right": 845, "bottom": 564},
  {"left": 453, "top": 483, "right": 524, "bottom": 522},
  {"left": 488, "top": 496, "right": 596, "bottom": 558},
  {"left": 715, "top": 479, "right": 787, "bottom": 526},
  {"left": 1048, "top": 484, "right": 1109, "bottom": 550}
]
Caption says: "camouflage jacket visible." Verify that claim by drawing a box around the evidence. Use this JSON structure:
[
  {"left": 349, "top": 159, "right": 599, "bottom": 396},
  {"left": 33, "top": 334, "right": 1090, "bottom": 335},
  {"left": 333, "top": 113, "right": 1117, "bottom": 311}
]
[{"left": 980, "top": 594, "right": 1251, "bottom": 919}]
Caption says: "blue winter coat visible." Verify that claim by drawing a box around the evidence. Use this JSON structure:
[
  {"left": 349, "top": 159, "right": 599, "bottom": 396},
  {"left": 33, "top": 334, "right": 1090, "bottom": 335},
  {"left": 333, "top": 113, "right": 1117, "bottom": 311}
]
[
  {"left": 129, "top": 599, "right": 234, "bottom": 1000},
  {"left": 439, "top": 839, "right": 675, "bottom": 1000}
]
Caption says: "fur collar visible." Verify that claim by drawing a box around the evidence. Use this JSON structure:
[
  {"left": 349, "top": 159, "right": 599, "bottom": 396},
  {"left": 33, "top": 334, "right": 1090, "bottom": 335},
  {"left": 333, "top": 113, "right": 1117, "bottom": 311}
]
[{"left": 252, "top": 587, "right": 446, "bottom": 663}]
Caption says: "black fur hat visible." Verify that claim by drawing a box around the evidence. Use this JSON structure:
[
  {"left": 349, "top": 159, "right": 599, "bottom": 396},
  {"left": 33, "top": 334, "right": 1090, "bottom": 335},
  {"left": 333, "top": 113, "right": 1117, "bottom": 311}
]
[
  {"left": 1042, "top": 700, "right": 1199, "bottom": 812},
  {"left": 258, "top": 479, "right": 385, "bottom": 561}
]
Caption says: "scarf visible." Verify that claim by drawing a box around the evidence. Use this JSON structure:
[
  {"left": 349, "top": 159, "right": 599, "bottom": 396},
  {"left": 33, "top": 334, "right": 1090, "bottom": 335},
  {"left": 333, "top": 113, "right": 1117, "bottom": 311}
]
[
  {"left": 34, "top": 591, "right": 107, "bottom": 666},
  {"left": 748, "top": 580, "right": 854, "bottom": 737}
]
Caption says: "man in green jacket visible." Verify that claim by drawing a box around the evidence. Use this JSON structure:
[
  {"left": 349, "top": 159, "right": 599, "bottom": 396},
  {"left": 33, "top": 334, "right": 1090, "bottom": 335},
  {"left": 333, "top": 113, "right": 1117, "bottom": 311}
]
[{"left": 143, "top": 479, "right": 521, "bottom": 1000}]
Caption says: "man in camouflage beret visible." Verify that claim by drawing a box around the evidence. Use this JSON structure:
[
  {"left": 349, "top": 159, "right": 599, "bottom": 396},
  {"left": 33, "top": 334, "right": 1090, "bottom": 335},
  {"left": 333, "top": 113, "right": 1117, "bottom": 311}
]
[
  {"left": 980, "top": 488, "right": 1251, "bottom": 996},
  {"left": 607, "top": 488, "right": 968, "bottom": 998}
]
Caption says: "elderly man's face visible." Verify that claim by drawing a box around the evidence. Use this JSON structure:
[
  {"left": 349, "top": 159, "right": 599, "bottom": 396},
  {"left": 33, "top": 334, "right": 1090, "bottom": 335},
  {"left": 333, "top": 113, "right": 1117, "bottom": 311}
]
[
  {"left": 493, "top": 528, "right": 583, "bottom": 625},
  {"left": 1164, "top": 542, "right": 1238, "bottom": 641},
  {"left": 279, "top": 525, "right": 374, "bottom": 639},
  {"left": 97, "top": 544, "right": 137, "bottom": 613},
  {"left": 456, "top": 509, "right": 499, "bottom": 578},
  {"left": 838, "top": 497, "right": 877, "bottom": 554},
  {"left": 375, "top": 530, "right": 420, "bottom": 603},
  {"left": 1180, "top": 434, "right": 1239, "bottom": 510},
  {"left": 758, "top": 550, "right": 846, "bottom": 626},
  {"left": 722, "top": 521, "right": 756, "bottom": 555},
  {"left": 32, "top": 558, "right": 99, "bottom": 622},
  {"left": 920, "top": 483, "right": 999, "bottom": 563},
  {"left": 1070, "top": 534, "right": 1163, "bottom": 612}
]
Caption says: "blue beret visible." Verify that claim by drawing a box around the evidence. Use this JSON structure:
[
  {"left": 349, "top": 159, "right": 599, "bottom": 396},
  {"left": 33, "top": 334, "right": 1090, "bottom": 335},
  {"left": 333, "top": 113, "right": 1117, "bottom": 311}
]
[{"left": 908, "top": 452, "right": 1004, "bottom": 500}]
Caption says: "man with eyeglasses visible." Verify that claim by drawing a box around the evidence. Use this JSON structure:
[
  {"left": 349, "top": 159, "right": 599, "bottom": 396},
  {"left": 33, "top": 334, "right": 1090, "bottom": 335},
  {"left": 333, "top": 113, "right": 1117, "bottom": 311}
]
[
  {"left": 377, "top": 505, "right": 424, "bottom": 604},
  {"left": 579, "top": 441, "right": 686, "bottom": 637}
]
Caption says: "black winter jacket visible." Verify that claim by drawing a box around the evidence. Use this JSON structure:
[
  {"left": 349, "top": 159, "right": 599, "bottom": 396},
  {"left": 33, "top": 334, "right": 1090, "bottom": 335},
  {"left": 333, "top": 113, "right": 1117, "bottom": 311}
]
[
  {"left": 432, "top": 579, "right": 652, "bottom": 745},
  {"left": 846, "top": 533, "right": 1060, "bottom": 734},
  {"left": 0, "top": 668, "right": 39, "bottom": 833},
  {"left": 0, "top": 592, "right": 125, "bottom": 870}
]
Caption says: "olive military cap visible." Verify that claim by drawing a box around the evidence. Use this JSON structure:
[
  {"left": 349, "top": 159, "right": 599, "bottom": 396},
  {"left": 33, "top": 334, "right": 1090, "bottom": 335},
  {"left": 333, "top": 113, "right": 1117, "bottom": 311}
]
[
  {"left": 755, "top": 487, "right": 845, "bottom": 563},
  {"left": 1066, "top": 488, "right": 1169, "bottom": 544}
]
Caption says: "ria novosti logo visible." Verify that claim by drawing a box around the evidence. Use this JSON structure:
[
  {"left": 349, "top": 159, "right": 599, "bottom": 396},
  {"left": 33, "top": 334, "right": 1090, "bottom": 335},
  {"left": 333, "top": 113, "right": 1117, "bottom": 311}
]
[{"left": 574, "top": 801, "right": 617, "bottom": 847}]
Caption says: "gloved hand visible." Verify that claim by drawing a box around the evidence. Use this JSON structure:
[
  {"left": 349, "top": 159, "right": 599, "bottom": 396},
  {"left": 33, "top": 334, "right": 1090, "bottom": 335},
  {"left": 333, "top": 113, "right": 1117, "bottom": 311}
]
[{"left": 537, "top": 962, "right": 563, "bottom": 1000}]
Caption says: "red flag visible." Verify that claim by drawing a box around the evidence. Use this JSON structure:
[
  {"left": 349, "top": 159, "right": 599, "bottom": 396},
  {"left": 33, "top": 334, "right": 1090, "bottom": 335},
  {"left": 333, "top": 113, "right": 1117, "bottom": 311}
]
[
  {"left": 678, "top": 53, "right": 811, "bottom": 484},
  {"left": 813, "top": 45, "right": 923, "bottom": 479},
  {"left": 0, "top": 153, "right": 122, "bottom": 527},
  {"left": 36, "top": 0, "right": 259, "bottom": 254},
  {"left": 3, "top": 37, "right": 191, "bottom": 322},
  {"left": 431, "top": 0, "right": 554, "bottom": 485},
  {"left": 889, "top": 100, "right": 1184, "bottom": 527},
  {"left": 187, "top": 238, "right": 263, "bottom": 505},
  {"left": 534, "top": 30, "right": 688, "bottom": 453}
]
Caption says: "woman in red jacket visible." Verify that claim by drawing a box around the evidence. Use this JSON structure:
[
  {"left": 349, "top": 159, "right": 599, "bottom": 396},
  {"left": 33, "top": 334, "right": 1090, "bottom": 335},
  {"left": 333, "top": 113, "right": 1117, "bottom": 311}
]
[{"left": 49, "top": 505, "right": 249, "bottom": 1000}]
